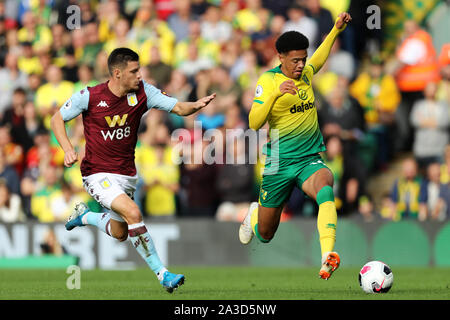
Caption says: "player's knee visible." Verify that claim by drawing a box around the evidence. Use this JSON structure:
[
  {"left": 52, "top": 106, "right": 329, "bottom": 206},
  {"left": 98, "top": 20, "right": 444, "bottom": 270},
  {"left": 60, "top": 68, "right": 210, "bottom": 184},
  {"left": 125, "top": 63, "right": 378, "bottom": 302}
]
[{"left": 125, "top": 206, "right": 143, "bottom": 225}]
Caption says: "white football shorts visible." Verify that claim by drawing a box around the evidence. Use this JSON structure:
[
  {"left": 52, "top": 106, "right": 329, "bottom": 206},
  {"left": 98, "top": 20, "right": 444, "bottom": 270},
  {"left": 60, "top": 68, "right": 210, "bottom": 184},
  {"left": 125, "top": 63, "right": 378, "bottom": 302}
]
[{"left": 82, "top": 172, "right": 138, "bottom": 222}]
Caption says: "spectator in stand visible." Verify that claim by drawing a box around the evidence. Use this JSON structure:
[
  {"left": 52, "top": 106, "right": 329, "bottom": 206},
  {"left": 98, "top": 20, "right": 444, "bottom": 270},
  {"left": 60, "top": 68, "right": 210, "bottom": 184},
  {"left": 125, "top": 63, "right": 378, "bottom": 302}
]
[
  {"left": 1, "top": 87, "right": 26, "bottom": 131},
  {"left": 70, "top": 27, "right": 85, "bottom": 64},
  {"left": 440, "top": 145, "right": 450, "bottom": 184},
  {"left": 34, "top": 64, "right": 74, "bottom": 129},
  {"left": 327, "top": 37, "right": 355, "bottom": 81},
  {"left": 133, "top": 15, "right": 176, "bottom": 67},
  {"left": 73, "top": 64, "right": 98, "bottom": 93},
  {"left": 18, "top": 41, "right": 42, "bottom": 76},
  {"left": 179, "top": 136, "right": 219, "bottom": 217},
  {"left": 168, "top": 0, "right": 198, "bottom": 43},
  {"left": 282, "top": 3, "right": 318, "bottom": 56},
  {"left": 196, "top": 97, "right": 225, "bottom": 130},
  {"left": 393, "top": 19, "right": 440, "bottom": 152},
  {"left": 207, "top": 65, "right": 242, "bottom": 114},
  {"left": 350, "top": 55, "right": 401, "bottom": 170},
  {"left": 318, "top": 79, "right": 369, "bottom": 213},
  {"left": 421, "top": 162, "right": 447, "bottom": 221},
  {"left": 24, "top": 127, "right": 64, "bottom": 175},
  {"left": 305, "top": 0, "right": 334, "bottom": 49},
  {"left": 231, "top": 49, "right": 260, "bottom": 90},
  {"left": 0, "top": 125, "right": 24, "bottom": 176},
  {"left": 29, "top": 164, "right": 63, "bottom": 223},
  {"left": 17, "top": 11, "right": 52, "bottom": 54},
  {"left": 0, "top": 52, "right": 28, "bottom": 115},
  {"left": 0, "top": 178, "right": 24, "bottom": 223},
  {"left": 251, "top": 14, "right": 284, "bottom": 67},
  {"left": 410, "top": 81, "right": 449, "bottom": 171},
  {"left": 103, "top": 17, "right": 138, "bottom": 55},
  {"left": 0, "top": 148, "right": 20, "bottom": 195},
  {"left": 129, "top": 0, "right": 159, "bottom": 45},
  {"left": 215, "top": 134, "right": 255, "bottom": 222},
  {"left": 318, "top": 77, "right": 366, "bottom": 161},
  {"left": 165, "top": 69, "right": 193, "bottom": 103},
  {"left": 18, "top": 101, "right": 46, "bottom": 153},
  {"left": 136, "top": 123, "right": 179, "bottom": 218},
  {"left": 173, "top": 19, "right": 220, "bottom": 69},
  {"left": 436, "top": 43, "right": 450, "bottom": 104},
  {"left": 146, "top": 46, "right": 173, "bottom": 88},
  {"left": 50, "top": 23, "right": 77, "bottom": 83},
  {"left": 385, "top": 157, "right": 427, "bottom": 221},
  {"left": 177, "top": 41, "right": 215, "bottom": 79},
  {"left": 233, "top": 0, "right": 265, "bottom": 34},
  {"left": 219, "top": 38, "right": 242, "bottom": 71},
  {"left": 93, "top": 49, "right": 109, "bottom": 83},
  {"left": 262, "top": 0, "right": 291, "bottom": 17},
  {"left": 321, "top": 135, "right": 371, "bottom": 216},
  {"left": 97, "top": 0, "right": 121, "bottom": 43},
  {"left": 5, "top": 21, "right": 21, "bottom": 55},
  {"left": 200, "top": 5, "right": 232, "bottom": 45},
  {"left": 48, "top": 179, "right": 85, "bottom": 223},
  {"left": 25, "top": 72, "right": 41, "bottom": 102},
  {"left": 79, "top": 22, "right": 103, "bottom": 69},
  {"left": 0, "top": 15, "right": 9, "bottom": 66}
]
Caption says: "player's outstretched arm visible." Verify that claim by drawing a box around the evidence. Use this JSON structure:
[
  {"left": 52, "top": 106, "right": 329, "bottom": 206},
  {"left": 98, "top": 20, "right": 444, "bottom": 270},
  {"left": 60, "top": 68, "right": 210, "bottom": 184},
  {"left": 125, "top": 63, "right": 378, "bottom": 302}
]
[
  {"left": 171, "top": 93, "right": 216, "bottom": 116},
  {"left": 307, "top": 12, "right": 352, "bottom": 74}
]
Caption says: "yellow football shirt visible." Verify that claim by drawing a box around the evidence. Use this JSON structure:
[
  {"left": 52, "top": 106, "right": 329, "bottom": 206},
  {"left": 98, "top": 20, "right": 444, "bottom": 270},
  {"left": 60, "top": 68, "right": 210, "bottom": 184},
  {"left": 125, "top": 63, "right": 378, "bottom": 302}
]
[{"left": 253, "top": 64, "right": 325, "bottom": 159}]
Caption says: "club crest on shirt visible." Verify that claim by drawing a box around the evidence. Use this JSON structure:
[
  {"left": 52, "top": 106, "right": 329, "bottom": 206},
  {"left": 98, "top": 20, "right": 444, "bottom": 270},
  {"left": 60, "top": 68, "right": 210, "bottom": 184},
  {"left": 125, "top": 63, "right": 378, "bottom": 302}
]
[
  {"left": 297, "top": 89, "right": 308, "bottom": 100},
  {"left": 127, "top": 93, "right": 138, "bottom": 106}
]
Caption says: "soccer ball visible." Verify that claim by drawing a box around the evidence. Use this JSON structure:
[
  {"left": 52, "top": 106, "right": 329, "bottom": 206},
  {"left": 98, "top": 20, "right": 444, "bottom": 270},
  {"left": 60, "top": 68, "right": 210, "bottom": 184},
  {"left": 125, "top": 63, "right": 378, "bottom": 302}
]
[{"left": 358, "top": 261, "right": 394, "bottom": 293}]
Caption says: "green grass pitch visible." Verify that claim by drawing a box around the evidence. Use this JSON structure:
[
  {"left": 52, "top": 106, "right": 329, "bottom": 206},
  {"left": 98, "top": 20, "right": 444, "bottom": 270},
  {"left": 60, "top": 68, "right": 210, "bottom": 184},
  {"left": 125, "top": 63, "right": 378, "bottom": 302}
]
[{"left": 0, "top": 266, "right": 449, "bottom": 300}]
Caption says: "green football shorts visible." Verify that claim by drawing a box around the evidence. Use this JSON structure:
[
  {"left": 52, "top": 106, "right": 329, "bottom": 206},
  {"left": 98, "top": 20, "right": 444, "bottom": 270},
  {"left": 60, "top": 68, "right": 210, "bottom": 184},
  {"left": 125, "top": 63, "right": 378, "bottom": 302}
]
[{"left": 258, "top": 153, "right": 329, "bottom": 208}]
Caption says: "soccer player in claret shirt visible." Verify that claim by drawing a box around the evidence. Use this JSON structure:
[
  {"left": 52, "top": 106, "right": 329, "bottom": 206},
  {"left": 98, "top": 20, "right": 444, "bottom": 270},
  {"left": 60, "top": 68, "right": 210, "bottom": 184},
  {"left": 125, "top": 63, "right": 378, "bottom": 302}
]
[
  {"left": 51, "top": 48, "right": 215, "bottom": 292},
  {"left": 239, "top": 13, "right": 352, "bottom": 280}
]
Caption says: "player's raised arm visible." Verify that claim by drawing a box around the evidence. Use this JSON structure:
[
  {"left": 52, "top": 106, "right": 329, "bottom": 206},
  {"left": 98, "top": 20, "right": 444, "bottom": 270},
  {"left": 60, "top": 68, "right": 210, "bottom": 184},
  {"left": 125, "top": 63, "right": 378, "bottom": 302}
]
[
  {"left": 307, "top": 12, "right": 351, "bottom": 74},
  {"left": 50, "top": 88, "right": 89, "bottom": 167},
  {"left": 171, "top": 93, "right": 216, "bottom": 116}
]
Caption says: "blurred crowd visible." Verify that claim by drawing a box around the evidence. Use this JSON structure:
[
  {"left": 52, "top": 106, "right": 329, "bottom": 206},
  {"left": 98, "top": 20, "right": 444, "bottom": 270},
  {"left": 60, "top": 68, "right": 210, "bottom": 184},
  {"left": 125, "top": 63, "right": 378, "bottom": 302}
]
[{"left": 0, "top": 0, "right": 448, "bottom": 225}]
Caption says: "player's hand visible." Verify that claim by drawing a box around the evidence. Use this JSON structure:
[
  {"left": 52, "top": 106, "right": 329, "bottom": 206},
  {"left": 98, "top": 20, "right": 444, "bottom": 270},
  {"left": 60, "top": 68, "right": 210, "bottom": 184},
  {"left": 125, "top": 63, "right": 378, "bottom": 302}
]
[
  {"left": 335, "top": 12, "right": 352, "bottom": 29},
  {"left": 64, "top": 149, "right": 79, "bottom": 167},
  {"left": 279, "top": 80, "right": 298, "bottom": 96},
  {"left": 196, "top": 93, "right": 216, "bottom": 109}
]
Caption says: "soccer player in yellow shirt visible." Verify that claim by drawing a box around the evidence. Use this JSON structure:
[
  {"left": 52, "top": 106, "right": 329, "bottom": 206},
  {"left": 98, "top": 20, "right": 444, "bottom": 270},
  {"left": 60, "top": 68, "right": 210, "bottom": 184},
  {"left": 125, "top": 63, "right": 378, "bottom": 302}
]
[{"left": 239, "top": 12, "right": 352, "bottom": 280}]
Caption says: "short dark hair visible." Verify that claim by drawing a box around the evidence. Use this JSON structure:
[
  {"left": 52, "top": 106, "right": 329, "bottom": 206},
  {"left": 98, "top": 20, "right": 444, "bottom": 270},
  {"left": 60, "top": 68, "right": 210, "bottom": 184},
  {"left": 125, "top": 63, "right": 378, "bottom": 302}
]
[
  {"left": 275, "top": 31, "right": 309, "bottom": 54},
  {"left": 107, "top": 47, "right": 139, "bottom": 75}
]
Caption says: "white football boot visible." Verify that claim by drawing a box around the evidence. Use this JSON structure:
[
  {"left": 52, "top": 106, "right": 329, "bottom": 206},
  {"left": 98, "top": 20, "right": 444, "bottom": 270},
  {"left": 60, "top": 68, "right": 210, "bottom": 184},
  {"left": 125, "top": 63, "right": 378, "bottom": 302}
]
[{"left": 239, "top": 202, "right": 258, "bottom": 244}]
